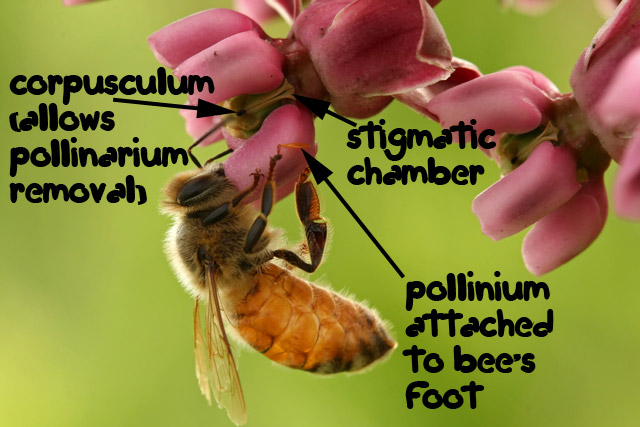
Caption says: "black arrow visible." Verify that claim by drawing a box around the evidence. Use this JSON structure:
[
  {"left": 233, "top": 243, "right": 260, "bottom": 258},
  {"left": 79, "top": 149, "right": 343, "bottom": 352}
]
[
  {"left": 293, "top": 95, "right": 357, "bottom": 127},
  {"left": 113, "top": 97, "right": 236, "bottom": 118},
  {"left": 301, "top": 150, "right": 404, "bottom": 279}
]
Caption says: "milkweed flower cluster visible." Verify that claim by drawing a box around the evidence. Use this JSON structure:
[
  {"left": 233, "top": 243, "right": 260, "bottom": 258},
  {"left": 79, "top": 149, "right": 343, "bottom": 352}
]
[
  {"left": 149, "top": 0, "right": 640, "bottom": 275},
  {"left": 148, "top": 9, "right": 316, "bottom": 200},
  {"left": 426, "top": 66, "right": 610, "bottom": 276},
  {"left": 66, "top": 0, "right": 640, "bottom": 275},
  {"left": 425, "top": 0, "right": 639, "bottom": 275},
  {"left": 292, "top": 0, "right": 454, "bottom": 118}
]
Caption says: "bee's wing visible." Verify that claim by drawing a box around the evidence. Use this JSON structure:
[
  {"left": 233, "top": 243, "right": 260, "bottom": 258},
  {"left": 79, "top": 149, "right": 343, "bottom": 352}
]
[{"left": 194, "top": 262, "right": 247, "bottom": 426}]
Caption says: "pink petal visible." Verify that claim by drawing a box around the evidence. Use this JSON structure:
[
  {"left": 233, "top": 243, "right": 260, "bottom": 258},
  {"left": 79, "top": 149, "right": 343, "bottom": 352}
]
[
  {"left": 220, "top": 130, "right": 246, "bottom": 152},
  {"left": 175, "top": 31, "right": 285, "bottom": 106},
  {"left": 614, "top": 132, "right": 640, "bottom": 219},
  {"left": 522, "top": 175, "right": 608, "bottom": 275},
  {"left": 504, "top": 66, "right": 562, "bottom": 98},
  {"left": 148, "top": 9, "right": 265, "bottom": 69},
  {"left": 570, "top": 0, "right": 640, "bottom": 161},
  {"left": 224, "top": 104, "right": 317, "bottom": 202},
  {"left": 234, "top": 0, "right": 278, "bottom": 23},
  {"left": 581, "top": 0, "right": 639, "bottom": 70},
  {"left": 233, "top": 0, "right": 296, "bottom": 24},
  {"left": 472, "top": 142, "right": 581, "bottom": 241},
  {"left": 414, "top": 0, "right": 452, "bottom": 70},
  {"left": 395, "top": 57, "right": 481, "bottom": 120},
  {"left": 292, "top": 0, "right": 353, "bottom": 48},
  {"left": 270, "top": 38, "right": 329, "bottom": 101},
  {"left": 294, "top": 0, "right": 452, "bottom": 100},
  {"left": 179, "top": 107, "right": 224, "bottom": 147},
  {"left": 428, "top": 69, "right": 553, "bottom": 136},
  {"left": 596, "top": 47, "right": 640, "bottom": 129},
  {"left": 329, "top": 93, "right": 393, "bottom": 119}
]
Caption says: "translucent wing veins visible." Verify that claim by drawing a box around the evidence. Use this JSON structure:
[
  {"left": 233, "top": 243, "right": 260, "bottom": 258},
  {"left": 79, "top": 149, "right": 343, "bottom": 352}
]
[{"left": 193, "top": 262, "right": 247, "bottom": 426}]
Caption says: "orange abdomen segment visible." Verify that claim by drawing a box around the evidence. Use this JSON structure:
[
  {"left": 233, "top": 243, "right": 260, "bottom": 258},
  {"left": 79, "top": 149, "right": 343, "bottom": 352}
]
[{"left": 232, "top": 263, "right": 396, "bottom": 373}]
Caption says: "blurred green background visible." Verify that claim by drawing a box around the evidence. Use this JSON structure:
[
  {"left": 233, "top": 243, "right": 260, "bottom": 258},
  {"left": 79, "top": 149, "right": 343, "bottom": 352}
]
[{"left": 1, "top": 1, "right": 639, "bottom": 426}]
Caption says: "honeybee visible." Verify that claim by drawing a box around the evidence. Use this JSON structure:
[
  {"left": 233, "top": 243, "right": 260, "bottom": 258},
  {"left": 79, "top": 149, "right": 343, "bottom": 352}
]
[{"left": 162, "top": 148, "right": 396, "bottom": 425}]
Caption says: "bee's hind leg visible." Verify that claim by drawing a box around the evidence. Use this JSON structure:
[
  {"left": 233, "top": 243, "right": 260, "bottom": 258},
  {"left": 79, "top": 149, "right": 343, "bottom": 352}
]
[
  {"left": 272, "top": 167, "right": 328, "bottom": 273},
  {"left": 243, "top": 144, "right": 328, "bottom": 265}
]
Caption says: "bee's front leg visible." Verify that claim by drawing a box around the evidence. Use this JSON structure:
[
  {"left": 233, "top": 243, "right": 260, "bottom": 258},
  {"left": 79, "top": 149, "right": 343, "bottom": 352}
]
[
  {"left": 244, "top": 153, "right": 282, "bottom": 253},
  {"left": 202, "top": 171, "right": 263, "bottom": 226},
  {"left": 272, "top": 167, "right": 328, "bottom": 273}
]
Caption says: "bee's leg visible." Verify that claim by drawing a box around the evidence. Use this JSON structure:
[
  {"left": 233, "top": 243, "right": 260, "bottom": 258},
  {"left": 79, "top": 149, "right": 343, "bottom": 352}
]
[
  {"left": 243, "top": 153, "right": 282, "bottom": 253},
  {"left": 272, "top": 167, "right": 328, "bottom": 273},
  {"left": 203, "top": 147, "right": 233, "bottom": 167},
  {"left": 282, "top": 242, "right": 309, "bottom": 271},
  {"left": 187, "top": 119, "right": 229, "bottom": 168},
  {"left": 244, "top": 143, "right": 318, "bottom": 255},
  {"left": 187, "top": 138, "right": 203, "bottom": 169},
  {"left": 202, "top": 171, "right": 262, "bottom": 226}
]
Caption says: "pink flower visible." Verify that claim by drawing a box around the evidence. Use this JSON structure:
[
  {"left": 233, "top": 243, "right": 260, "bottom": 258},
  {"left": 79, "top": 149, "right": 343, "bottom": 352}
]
[
  {"left": 224, "top": 104, "right": 317, "bottom": 202},
  {"left": 572, "top": 0, "right": 640, "bottom": 219},
  {"left": 596, "top": 48, "right": 640, "bottom": 219},
  {"left": 427, "top": 68, "right": 557, "bottom": 141},
  {"left": 425, "top": 2, "right": 640, "bottom": 274},
  {"left": 292, "top": 0, "right": 453, "bottom": 117},
  {"left": 471, "top": 142, "right": 581, "bottom": 241},
  {"left": 570, "top": 0, "right": 640, "bottom": 161},
  {"left": 427, "top": 67, "right": 611, "bottom": 275},
  {"left": 394, "top": 57, "right": 481, "bottom": 121},
  {"left": 149, "top": 4, "right": 457, "bottom": 199},
  {"left": 149, "top": 9, "right": 315, "bottom": 198},
  {"left": 612, "top": 135, "right": 640, "bottom": 218},
  {"left": 173, "top": 31, "right": 285, "bottom": 108},
  {"left": 148, "top": 9, "right": 266, "bottom": 69},
  {"left": 522, "top": 176, "right": 608, "bottom": 275},
  {"left": 596, "top": 48, "right": 640, "bottom": 130}
]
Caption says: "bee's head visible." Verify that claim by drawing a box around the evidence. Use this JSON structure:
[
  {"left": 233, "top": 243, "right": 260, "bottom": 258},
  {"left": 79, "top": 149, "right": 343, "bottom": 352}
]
[{"left": 162, "top": 163, "right": 237, "bottom": 215}]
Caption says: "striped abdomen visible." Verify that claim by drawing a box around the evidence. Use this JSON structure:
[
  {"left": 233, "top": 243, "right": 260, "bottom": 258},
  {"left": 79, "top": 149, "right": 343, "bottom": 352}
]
[{"left": 231, "top": 263, "right": 396, "bottom": 373}]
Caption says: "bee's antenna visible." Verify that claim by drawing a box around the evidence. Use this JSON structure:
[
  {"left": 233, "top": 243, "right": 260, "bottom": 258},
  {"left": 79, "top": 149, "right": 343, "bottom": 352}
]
[{"left": 203, "top": 148, "right": 234, "bottom": 167}]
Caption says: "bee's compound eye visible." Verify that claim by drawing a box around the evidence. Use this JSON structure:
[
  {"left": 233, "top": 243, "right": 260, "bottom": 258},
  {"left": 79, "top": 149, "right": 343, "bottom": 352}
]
[{"left": 177, "top": 174, "right": 217, "bottom": 206}]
